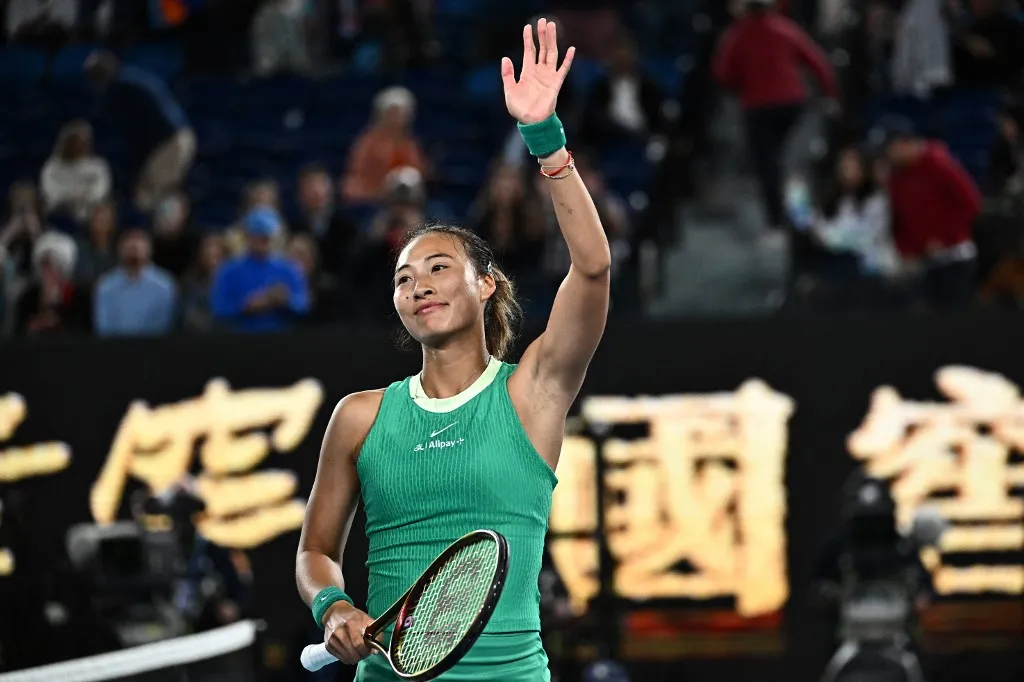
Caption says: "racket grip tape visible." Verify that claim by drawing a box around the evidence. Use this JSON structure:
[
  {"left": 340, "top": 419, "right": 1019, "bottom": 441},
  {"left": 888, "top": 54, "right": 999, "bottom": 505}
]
[{"left": 300, "top": 643, "right": 338, "bottom": 671}]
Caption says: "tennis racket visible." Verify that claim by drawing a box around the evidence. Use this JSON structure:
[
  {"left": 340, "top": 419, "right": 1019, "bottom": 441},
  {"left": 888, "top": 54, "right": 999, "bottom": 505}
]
[{"left": 300, "top": 529, "right": 509, "bottom": 680}]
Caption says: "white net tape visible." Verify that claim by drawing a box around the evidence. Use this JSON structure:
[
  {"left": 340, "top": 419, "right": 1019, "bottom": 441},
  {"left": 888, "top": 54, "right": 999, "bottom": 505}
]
[{"left": 0, "top": 620, "right": 258, "bottom": 682}]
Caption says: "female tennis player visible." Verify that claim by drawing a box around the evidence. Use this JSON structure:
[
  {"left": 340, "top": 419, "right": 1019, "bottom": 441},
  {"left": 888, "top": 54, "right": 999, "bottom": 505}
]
[{"left": 296, "top": 19, "right": 608, "bottom": 681}]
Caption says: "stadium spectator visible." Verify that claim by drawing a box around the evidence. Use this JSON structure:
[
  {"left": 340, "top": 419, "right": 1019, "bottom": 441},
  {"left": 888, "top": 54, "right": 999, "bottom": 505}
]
[
  {"left": 181, "top": 234, "right": 227, "bottom": 332},
  {"left": 287, "top": 233, "right": 339, "bottom": 325},
  {"left": 211, "top": 207, "right": 309, "bottom": 332},
  {"left": 292, "top": 164, "right": 355, "bottom": 275},
  {"left": 73, "top": 200, "right": 118, "bottom": 285},
  {"left": 870, "top": 116, "right": 982, "bottom": 309},
  {"left": 581, "top": 32, "right": 666, "bottom": 145},
  {"left": 988, "top": 101, "right": 1023, "bottom": 196},
  {"left": 359, "top": 0, "right": 436, "bottom": 70},
  {"left": 341, "top": 86, "right": 428, "bottom": 203},
  {"left": 250, "top": 0, "right": 313, "bottom": 77},
  {"left": 469, "top": 162, "right": 545, "bottom": 281},
  {"left": 891, "top": 0, "right": 953, "bottom": 98},
  {"left": 5, "top": 0, "right": 77, "bottom": 45},
  {"left": 980, "top": 232, "right": 1024, "bottom": 306},
  {"left": 714, "top": 0, "right": 840, "bottom": 234},
  {"left": 794, "top": 147, "right": 900, "bottom": 307},
  {"left": 813, "top": 147, "right": 898, "bottom": 279},
  {"left": 39, "top": 120, "right": 111, "bottom": 224},
  {"left": 226, "top": 179, "right": 286, "bottom": 256},
  {"left": 151, "top": 193, "right": 198, "bottom": 279},
  {"left": 0, "top": 183, "right": 46, "bottom": 283},
  {"left": 94, "top": 229, "right": 178, "bottom": 336},
  {"left": 85, "top": 50, "right": 196, "bottom": 213},
  {"left": 949, "top": 0, "right": 1024, "bottom": 90},
  {"left": 349, "top": 166, "right": 425, "bottom": 320},
  {"left": 15, "top": 231, "right": 88, "bottom": 336}
]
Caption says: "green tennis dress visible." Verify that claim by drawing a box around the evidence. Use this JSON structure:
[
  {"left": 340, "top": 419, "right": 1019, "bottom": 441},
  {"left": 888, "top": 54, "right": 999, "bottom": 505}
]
[{"left": 354, "top": 359, "right": 558, "bottom": 682}]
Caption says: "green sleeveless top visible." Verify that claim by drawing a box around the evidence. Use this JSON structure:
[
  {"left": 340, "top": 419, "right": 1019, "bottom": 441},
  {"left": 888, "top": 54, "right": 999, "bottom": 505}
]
[{"left": 356, "top": 359, "right": 557, "bottom": 633}]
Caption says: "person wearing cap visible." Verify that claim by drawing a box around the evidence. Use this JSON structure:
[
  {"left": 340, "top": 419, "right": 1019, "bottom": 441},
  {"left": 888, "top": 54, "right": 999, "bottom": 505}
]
[
  {"left": 714, "top": 0, "right": 840, "bottom": 233},
  {"left": 211, "top": 207, "right": 310, "bottom": 332},
  {"left": 94, "top": 228, "right": 178, "bottom": 337},
  {"left": 869, "top": 115, "right": 982, "bottom": 308}
]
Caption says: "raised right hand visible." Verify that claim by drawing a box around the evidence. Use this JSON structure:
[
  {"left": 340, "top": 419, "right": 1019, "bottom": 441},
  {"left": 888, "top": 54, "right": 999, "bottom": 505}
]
[{"left": 323, "top": 601, "right": 378, "bottom": 664}]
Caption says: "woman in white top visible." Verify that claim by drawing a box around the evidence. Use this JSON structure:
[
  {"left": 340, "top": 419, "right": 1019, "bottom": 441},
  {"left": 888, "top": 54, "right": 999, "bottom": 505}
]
[
  {"left": 814, "top": 146, "right": 900, "bottom": 279},
  {"left": 39, "top": 120, "right": 112, "bottom": 224}
]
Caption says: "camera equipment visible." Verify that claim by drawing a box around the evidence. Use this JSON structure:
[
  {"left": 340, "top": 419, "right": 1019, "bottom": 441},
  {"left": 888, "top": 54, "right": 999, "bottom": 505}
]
[
  {"left": 65, "top": 520, "right": 188, "bottom": 647},
  {"left": 819, "top": 474, "right": 943, "bottom": 682}
]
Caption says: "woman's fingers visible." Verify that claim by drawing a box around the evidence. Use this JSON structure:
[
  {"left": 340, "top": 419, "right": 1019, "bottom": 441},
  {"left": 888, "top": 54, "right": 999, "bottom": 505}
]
[
  {"left": 326, "top": 623, "right": 371, "bottom": 664},
  {"left": 545, "top": 21, "right": 559, "bottom": 68},
  {"left": 349, "top": 621, "right": 374, "bottom": 659},
  {"left": 500, "top": 57, "right": 516, "bottom": 92},
  {"left": 324, "top": 631, "right": 347, "bottom": 662},
  {"left": 522, "top": 24, "right": 535, "bottom": 74},
  {"left": 536, "top": 18, "right": 548, "bottom": 66},
  {"left": 558, "top": 46, "right": 576, "bottom": 80}
]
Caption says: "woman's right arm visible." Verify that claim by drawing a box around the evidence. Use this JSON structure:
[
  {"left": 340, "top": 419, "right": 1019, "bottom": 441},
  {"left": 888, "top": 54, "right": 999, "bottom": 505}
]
[{"left": 296, "top": 390, "right": 383, "bottom": 663}]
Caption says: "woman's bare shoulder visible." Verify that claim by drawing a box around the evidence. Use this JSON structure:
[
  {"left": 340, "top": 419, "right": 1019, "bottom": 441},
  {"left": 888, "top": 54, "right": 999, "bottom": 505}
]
[{"left": 325, "top": 390, "right": 387, "bottom": 459}]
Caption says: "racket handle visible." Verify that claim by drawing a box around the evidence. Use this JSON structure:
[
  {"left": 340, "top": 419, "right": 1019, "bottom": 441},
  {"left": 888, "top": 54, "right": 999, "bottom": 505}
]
[{"left": 300, "top": 643, "right": 338, "bottom": 671}]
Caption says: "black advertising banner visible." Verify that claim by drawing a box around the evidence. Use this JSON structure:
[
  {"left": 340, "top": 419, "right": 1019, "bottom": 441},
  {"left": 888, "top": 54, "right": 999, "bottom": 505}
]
[{"left": 1, "top": 315, "right": 1023, "bottom": 679}]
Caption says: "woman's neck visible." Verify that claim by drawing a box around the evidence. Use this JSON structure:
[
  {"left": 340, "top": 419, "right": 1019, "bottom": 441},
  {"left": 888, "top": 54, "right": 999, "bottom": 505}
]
[{"left": 419, "top": 340, "right": 491, "bottom": 399}]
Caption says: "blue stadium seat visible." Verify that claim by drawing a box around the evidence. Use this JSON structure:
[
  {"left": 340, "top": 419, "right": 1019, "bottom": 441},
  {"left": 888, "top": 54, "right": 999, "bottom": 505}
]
[
  {"left": 237, "top": 74, "right": 315, "bottom": 117},
  {"left": 598, "top": 142, "right": 652, "bottom": 198},
  {"left": 193, "top": 120, "right": 233, "bottom": 158},
  {"left": 43, "top": 83, "right": 98, "bottom": 119},
  {"left": 416, "top": 114, "right": 483, "bottom": 144},
  {"left": 435, "top": 0, "right": 485, "bottom": 18},
  {"left": 568, "top": 57, "right": 606, "bottom": 97},
  {"left": 0, "top": 47, "right": 47, "bottom": 88},
  {"left": 179, "top": 75, "right": 240, "bottom": 119},
  {"left": 464, "top": 65, "right": 503, "bottom": 103},
  {"left": 643, "top": 56, "right": 684, "bottom": 94},
  {"left": 351, "top": 42, "right": 383, "bottom": 75},
  {"left": 123, "top": 43, "right": 184, "bottom": 83},
  {"left": 431, "top": 188, "right": 476, "bottom": 222},
  {"left": 194, "top": 198, "right": 239, "bottom": 228},
  {"left": 50, "top": 44, "right": 99, "bottom": 85},
  {"left": 0, "top": 86, "right": 47, "bottom": 124},
  {"left": 313, "top": 75, "right": 381, "bottom": 119}
]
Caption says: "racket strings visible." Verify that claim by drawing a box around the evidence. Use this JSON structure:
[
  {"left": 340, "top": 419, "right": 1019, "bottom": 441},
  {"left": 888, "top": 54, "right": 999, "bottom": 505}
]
[{"left": 393, "top": 539, "right": 498, "bottom": 673}]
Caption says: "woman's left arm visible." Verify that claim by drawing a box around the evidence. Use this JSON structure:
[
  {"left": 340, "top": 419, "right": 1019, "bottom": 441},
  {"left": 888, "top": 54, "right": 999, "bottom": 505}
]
[
  {"left": 529, "top": 147, "right": 610, "bottom": 397},
  {"left": 503, "top": 20, "right": 611, "bottom": 403}
]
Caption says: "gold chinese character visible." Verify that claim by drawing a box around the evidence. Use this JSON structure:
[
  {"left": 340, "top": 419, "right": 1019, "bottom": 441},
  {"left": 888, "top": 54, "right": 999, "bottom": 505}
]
[
  {"left": 90, "top": 379, "right": 323, "bottom": 548},
  {"left": 0, "top": 393, "right": 72, "bottom": 575},
  {"left": 848, "top": 366, "right": 1024, "bottom": 595},
  {"left": 549, "top": 380, "right": 794, "bottom": 617}
]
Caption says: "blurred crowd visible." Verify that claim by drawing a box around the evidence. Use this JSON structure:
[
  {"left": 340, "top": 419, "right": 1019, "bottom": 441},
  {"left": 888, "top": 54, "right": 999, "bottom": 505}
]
[
  {"left": 715, "top": 0, "right": 1024, "bottom": 311},
  {"left": 1, "top": 0, "right": 714, "bottom": 338},
  {"left": 2, "top": 0, "right": 1024, "bottom": 340}
]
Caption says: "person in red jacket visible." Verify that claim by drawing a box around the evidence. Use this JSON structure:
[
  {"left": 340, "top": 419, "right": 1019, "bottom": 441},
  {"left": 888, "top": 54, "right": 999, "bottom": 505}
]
[
  {"left": 870, "top": 115, "right": 982, "bottom": 309},
  {"left": 714, "top": 0, "right": 840, "bottom": 233}
]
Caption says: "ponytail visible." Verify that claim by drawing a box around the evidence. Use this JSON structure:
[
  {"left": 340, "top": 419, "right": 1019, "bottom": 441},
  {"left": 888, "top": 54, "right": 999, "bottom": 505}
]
[{"left": 484, "top": 264, "right": 522, "bottom": 361}]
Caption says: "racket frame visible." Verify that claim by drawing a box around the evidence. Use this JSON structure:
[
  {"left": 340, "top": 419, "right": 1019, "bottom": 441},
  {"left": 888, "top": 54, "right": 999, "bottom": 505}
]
[{"left": 362, "top": 529, "right": 509, "bottom": 681}]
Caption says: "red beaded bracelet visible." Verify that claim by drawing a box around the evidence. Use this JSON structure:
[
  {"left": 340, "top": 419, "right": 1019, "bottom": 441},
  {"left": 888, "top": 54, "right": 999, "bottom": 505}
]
[{"left": 538, "top": 150, "right": 575, "bottom": 179}]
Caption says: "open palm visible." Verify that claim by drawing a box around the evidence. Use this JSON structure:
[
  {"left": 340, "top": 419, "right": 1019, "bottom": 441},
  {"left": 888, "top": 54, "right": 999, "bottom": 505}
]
[{"left": 501, "top": 19, "right": 575, "bottom": 125}]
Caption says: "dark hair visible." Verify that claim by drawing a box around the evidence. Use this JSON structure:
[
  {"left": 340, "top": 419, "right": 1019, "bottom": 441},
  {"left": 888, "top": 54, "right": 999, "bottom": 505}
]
[
  {"left": 821, "top": 147, "right": 878, "bottom": 220},
  {"left": 395, "top": 222, "right": 523, "bottom": 361},
  {"left": 298, "top": 163, "right": 329, "bottom": 181}
]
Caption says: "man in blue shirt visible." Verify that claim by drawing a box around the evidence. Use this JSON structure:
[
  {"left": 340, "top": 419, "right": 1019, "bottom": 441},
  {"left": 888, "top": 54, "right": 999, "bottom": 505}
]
[
  {"left": 94, "top": 229, "right": 178, "bottom": 336},
  {"left": 211, "top": 208, "right": 310, "bottom": 332},
  {"left": 86, "top": 50, "right": 196, "bottom": 212}
]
